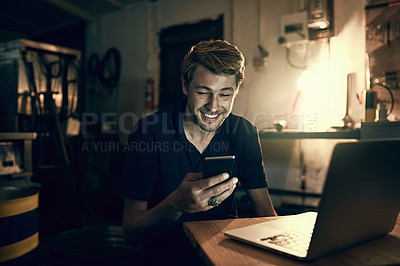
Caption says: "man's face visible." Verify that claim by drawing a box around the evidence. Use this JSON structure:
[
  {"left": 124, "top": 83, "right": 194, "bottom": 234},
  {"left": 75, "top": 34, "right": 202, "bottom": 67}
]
[{"left": 182, "top": 65, "right": 239, "bottom": 132}]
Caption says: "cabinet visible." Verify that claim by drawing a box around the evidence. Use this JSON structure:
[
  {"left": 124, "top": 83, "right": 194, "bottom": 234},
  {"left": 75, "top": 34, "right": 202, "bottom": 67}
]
[
  {"left": 366, "top": 1, "right": 400, "bottom": 121},
  {"left": 361, "top": 121, "right": 400, "bottom": 139},
  {"left": 0, "top": 132, "right": 36, "bottom": 187}
]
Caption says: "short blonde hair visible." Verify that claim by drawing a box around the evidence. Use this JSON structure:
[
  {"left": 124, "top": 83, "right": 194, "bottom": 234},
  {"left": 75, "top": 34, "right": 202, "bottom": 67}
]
[{"left": 181, "top": 40, "right": 245, "bottom": 87}]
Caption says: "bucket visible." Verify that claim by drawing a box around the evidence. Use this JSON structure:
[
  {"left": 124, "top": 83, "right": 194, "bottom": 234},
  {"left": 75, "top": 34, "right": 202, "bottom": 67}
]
[
  {"left": 49, "top": 226, "right": 142, "bottom": 266},
  {"left": 0, "top": 186, "right": 39, "bottom": 265}
]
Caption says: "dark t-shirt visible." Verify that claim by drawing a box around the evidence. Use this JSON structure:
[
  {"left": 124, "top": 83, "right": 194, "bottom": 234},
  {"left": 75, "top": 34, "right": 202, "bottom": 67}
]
[{"left": 120, "top": 98, "right": 268, "bottom": 223}]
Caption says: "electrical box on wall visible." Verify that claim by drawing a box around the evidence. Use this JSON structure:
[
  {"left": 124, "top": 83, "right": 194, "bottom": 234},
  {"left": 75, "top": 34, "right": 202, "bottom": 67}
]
[
  {"left": 308, "top": 0, "right": 333, "bottom": 40},
  {"left": 278, "top": 0, "right": 334, "bottom": 46},
  {"left": 280, "top": 11, "right": 309, "bottom": 45},
  {"left": 308, "top": 0, "right": 330, "bottom": 30}
]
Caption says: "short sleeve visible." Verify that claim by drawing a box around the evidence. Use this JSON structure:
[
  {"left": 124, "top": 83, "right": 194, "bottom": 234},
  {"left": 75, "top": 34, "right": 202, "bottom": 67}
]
[{"left": 236, "top": 122, "right": 268, "bottom": 189}]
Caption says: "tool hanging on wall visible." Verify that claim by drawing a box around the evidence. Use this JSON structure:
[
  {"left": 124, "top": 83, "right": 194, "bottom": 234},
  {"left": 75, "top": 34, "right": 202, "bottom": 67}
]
[
  {"left": 86, "top": 48, "right": 122, "bottom": 122},
  {"left": 98, "top": 47, "right": 121, "bottom": 92},
  {"left": 21, "top": 51, "right": 39, "bottom": 132}
]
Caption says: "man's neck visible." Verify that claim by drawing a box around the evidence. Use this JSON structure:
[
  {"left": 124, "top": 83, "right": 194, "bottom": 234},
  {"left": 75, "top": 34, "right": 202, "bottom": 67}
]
[
  {"left": 183, "top": 112, "right": 216, "bottom": 154},
  {"left": 184, "top": 122, "right": 215, "bottom": 143}
]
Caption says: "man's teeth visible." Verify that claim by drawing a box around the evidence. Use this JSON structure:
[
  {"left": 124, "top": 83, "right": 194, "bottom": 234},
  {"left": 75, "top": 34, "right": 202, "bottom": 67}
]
[{"left": 204, "top": 113, "right": 218, "bottom": 119}]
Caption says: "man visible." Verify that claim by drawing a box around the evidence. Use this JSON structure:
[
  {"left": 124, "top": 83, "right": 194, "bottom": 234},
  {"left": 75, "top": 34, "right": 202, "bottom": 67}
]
[{"left": 120, "top": 40, "right": 276, "bottom": 262}]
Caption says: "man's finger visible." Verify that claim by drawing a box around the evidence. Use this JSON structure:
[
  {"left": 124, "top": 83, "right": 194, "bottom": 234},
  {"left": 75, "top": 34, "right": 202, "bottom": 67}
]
[
  {"left": 205, "top": 177, "right": 238, "bottom": 196},
  {"left": 203, "top": 178, "right": 238, "bottom": 209},
  {"left": 217, "top": 182, "right": 237, "bottom": 202},
  {"left": 200, "top": 172, "right": 230, "bottom": 189},
  {"left": 185, "top": 172, "right": 203, "bottom": 181}
]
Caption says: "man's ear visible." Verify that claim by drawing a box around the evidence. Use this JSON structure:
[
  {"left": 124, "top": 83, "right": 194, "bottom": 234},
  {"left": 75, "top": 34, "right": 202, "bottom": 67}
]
[
  {"left": 181, "top": 74, "right": 188, "bottom": 96},
  {"left": 235, "top": 84, "right": 240, "bottom": 96}
]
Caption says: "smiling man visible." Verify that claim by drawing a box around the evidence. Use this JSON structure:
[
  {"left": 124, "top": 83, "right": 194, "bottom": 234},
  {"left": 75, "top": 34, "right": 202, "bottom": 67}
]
[
  {"left": 184, "top": 64, "right": 236, "bottom": 132},
  {"left": 120, "top": 40, "right": 276, "bottom": 264}
]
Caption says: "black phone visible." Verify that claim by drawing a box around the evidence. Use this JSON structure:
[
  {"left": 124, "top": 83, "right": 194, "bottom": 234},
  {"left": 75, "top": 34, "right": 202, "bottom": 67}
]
[{"left": 202, "top": 155, "right": 235, "bottom": 178}]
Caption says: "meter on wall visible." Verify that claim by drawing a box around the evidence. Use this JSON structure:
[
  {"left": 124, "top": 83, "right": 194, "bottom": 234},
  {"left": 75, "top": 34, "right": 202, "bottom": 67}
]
[{"left": 279, "top": 0, "right": 333, "bottom": 46}]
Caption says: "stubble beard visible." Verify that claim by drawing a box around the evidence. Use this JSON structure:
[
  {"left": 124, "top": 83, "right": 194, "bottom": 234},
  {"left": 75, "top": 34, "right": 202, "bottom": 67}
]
[{"left": 188, "top": 105, "right": 227, "bottom": 132}]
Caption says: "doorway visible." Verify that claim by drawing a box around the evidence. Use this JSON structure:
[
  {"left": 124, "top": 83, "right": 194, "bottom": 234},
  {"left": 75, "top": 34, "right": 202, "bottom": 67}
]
[{"left": 158, "top": 15, "right": 224, "bottom": 109}]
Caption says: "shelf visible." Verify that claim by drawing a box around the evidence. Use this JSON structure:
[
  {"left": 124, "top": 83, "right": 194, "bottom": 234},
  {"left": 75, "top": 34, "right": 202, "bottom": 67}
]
[
  {"left": 259, "top": 129, "right": 361, "bottom": 139},
  {"left": 0, "top": 132, "right": 37, "bottom": 140}
]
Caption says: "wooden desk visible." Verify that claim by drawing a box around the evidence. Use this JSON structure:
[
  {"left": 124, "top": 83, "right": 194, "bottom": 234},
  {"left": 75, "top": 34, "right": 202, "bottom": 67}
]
[{"left": 183, "top": 214, "right": 400, "bottom": 266}]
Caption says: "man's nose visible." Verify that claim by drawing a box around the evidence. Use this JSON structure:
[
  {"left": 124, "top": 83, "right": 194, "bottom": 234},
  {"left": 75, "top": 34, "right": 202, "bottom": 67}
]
[{"left": 206, "top": 94, "right": 219, "bottom": 112}]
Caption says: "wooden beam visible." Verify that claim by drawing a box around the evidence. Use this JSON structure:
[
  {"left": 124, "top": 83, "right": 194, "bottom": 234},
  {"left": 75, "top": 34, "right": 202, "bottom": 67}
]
[
  {"left": 0, "top": 11, "right": 43, "bottom": 31},
  {"left": 107, "top": 0, "right": 124, "bottom": 8},
  {"left": 43, "top": 0, "right": 94, "bottom": 21}
]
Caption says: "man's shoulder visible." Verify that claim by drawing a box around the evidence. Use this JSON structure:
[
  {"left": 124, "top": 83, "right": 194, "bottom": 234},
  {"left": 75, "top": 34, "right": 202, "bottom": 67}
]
[
  {"left": 229, "top": 113, "right": 254, "bottom": 125},
  {"left": 147, "top": 100, "right": 184, "bottom": 120},
  {"left": 142, "top": 105, "right": 173, "bottom": 122},
  {"left": 131, "top": 101, "right": 182, "bottom": 134}
]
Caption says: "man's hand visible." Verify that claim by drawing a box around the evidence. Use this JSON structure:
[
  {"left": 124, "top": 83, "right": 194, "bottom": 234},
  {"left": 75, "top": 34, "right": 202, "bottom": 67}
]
[
  {"left": 122, "top": 172, "right": 238, "bottom": 244},
  {"left": 167, "top": 172, "right": 238, "bottom": 214}
]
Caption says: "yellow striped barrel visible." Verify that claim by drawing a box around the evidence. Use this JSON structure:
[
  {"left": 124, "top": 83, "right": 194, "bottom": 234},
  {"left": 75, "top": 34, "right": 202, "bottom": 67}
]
[{"left": 0, "top": 187, "right": 39, "bottom": 265}]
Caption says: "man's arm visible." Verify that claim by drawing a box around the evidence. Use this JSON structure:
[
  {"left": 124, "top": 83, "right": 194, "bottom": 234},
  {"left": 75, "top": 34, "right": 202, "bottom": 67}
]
[
  {"left": 122, "top": 198, "right": 182, "bottom": 244},
  {"left": 122, "top": 172, "right": 238, "bottom": 244},
  {"left": 247, "top": 187, "right": 277, "bottom": 217}
]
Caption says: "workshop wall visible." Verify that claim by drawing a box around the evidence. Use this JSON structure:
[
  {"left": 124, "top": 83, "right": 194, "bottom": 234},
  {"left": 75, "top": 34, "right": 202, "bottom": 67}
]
[{"left": 84, "top": 0, "right": 366, "bottom": 211}]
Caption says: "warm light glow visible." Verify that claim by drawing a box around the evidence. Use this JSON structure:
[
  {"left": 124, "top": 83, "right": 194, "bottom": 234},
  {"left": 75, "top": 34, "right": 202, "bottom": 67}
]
[
  {"left": 291, "top": 32, "right": 363, "bottom": 132},
  {"left": 295, "top": 64, "right": 330, "bottom": 131},
  {"left": 297, "top": 70, "right": 314, "bottom": 93}
]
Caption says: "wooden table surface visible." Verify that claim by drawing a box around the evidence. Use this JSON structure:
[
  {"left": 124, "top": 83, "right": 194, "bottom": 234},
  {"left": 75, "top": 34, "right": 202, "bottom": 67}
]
[{"left": 183, "top": 214, "right": 400, "bottom": 266}]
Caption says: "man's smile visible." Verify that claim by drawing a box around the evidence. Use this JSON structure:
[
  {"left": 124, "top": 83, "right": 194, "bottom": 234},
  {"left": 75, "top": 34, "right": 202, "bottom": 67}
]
[
  {"left": 199, "top": 109, "right": 225, "bottom": 123},
  {"left": 202, "top": 112, "right": 219, "bottom": 120}
]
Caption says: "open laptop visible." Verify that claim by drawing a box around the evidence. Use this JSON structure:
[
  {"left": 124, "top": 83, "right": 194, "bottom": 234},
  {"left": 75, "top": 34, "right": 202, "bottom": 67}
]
[{"left": 225, "top": 140, "right": 400, "bottom": 261}]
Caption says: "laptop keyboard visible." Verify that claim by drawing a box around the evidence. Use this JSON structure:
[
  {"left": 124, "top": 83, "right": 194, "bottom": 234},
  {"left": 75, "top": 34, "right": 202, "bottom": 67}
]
[{"left": 260, "top": 225, "right": 313, "bottom": 253}]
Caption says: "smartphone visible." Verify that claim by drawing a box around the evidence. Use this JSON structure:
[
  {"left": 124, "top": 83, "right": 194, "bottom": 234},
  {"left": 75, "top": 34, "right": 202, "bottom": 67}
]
[{"left": 202, "top": 155, "right": 235, "bottom": 178}]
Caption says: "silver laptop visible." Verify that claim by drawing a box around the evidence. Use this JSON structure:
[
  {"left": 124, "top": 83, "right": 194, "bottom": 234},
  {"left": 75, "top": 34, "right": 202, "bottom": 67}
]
[{"left": 225, "top": 140, "right": 400, "bottom": 261}]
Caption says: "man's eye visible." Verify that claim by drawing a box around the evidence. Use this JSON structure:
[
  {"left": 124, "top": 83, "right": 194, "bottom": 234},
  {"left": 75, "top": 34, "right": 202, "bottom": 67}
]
[
  {"left": 197, "top": 91, "right": 208, "bottom": 95},
  {"left": 220, "top": 94, "right": 232, "bottom": 97}
]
